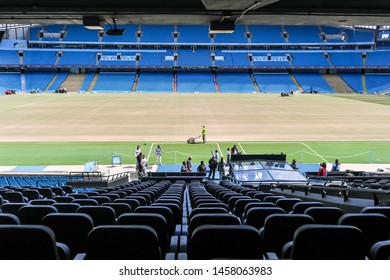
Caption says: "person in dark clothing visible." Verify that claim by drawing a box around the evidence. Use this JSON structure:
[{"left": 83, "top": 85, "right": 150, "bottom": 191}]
[
  {"left": 197, "top": 161, "right": 206, "bottom": 173},
  {"left": 208, "top": 156, "right": 218, "bottom": 179},
  {"left": 186, "top": 157, "right": 192, "bottom": 172}
]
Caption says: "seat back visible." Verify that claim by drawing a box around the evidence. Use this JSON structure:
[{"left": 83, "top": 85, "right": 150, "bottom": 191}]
[
  {"left": 188, "top": 213, "right": 241, "bottom": 239},
  {"left": 0, "top": 213, "right": 21, "bottom": 224},
  {"left": 361, "top": 206, "right": 390, "bottom": 220},
  {"left": 117, "top": 213, "right": 169, "bottom": 254},
  {"left": 76, "top": 206, "right": 116, "bottom": 226},
  {"left": 289, "top": 224, "right": 366, "bottom": 260},
  {"left": 275, "top": 198, "right": 302, "bottom": 213},
  {"left": 232, "top": 199, "right": 261, "bottom": 218},
  {"left": 304, "top": 207, "right": 344, "bottom": 225},
  {"left": 189, "top": 225, "right": 265, "bottom": 260},
  {"left": 0, "top": 225, "right": 59, "bottom": 260},
  {"left": 52, "top": 203, "right": 81, "bottom": 213},
  {"left": 262, "top": 213, "right": 315, "bottom": 256},
  {"left": 102, "top": 203, "right": 132, "bottom": 218},
  {"left": 292, "top": 202, "right": 325, "bottom": 214},
  {"left": 338, "top": 213, "right": 390, "bottom": 254},
  {"left": 19, "top": 205, "right": 58, "bottom": 225},
  {"left": 2, "top": 191, "right": 25, "bottom": 203},
  {"left": 369, "top": 240, "right": 390, "bottom": 260},
  {"left": 42, "top": 213, "right": 94, "bottom": 258},
  {"left": 189, "top": 207, "right": 228, "bottom": 221},
  {"left": 135, "top": 206, "right": 174, "bottom": 236},
  {"left": 243, "top": 207, "right": 285, "bottom": 229},
  {"left": 1, "top": 203, "right": 27, "bottom": 217},
  {"left": 84, "top": 225, "right": 162, "bottom": 260}
]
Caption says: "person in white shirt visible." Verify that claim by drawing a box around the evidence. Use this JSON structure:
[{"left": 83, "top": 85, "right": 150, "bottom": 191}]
[{"left": 155, "top": 145, "right": 163, "bottom": 165}]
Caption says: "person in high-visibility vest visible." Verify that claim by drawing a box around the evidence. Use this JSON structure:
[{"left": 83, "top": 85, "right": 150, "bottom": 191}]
[{"left": 201, "top": 125, "right": 207, "bottom": 143}]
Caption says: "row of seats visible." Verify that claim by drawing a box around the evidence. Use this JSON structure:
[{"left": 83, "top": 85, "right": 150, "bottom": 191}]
[{"left": 1, "top": 179, "right": 389, "bottom": 259}]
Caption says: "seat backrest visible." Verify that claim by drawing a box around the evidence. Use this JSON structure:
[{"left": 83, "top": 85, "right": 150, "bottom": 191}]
[
  {"left": 152, "top": 202, "right": 181, "bottom": 225},
  {"left": 18, "top": 205, "right": 58, "bottom": 225},
  {"left": 88, "top": 196, "right": 111, "bottom": 205},
  {"left": 1, "top": 203, "right": 27, "bottom": 217},
  {"left": 227, "top": 196, "right": 250, "bottom": 212},
  {"left": 188, "top": 213, "right": 241, "bottom": 239},
  {"left": 338, "top": 213, "right": 390, "bottom": 254},
  {"left": 52, "top": 203, "right": 81, "bottom": 213},
  {"left": 0, "top": 213, "right": 21, "bottom": 225},
  {"left": 304, "top": 206, "right": 344, "bottom": 225},
  {"left": 68, "top": 193, "right": 89, "bottom": 199},
  {"left": 189, "top": 225, "right": 265, "bottom": 260},
  {"left": 189, "top": 207, "right": 228, "bottom": 221},
  {"left": 0, "top": 225, "right": 59, "bottom": 260},
  {"left": 361, "top": 206, "right": 390, "bottom": 220},
  {"left": 117, "top": 213, "right": 169, "bottom": 254},
  {"left": 22, "top": 189, "right": 41, "bottom": 201},
  {"left": 42, "top": 213, "right": 94, "bottom": 258},
  {"left": 289, "top": 224, "right": 366, "bottom": 260},
  {"left": 263, "top": 196, "right": 286, "bottom": 204},
  {"left": 29, "top": 199, "right": 56, "bottom": 205},
  {"left": 53, "top": 196, "right": 74, "bottom": 203},
  {"left": 76, "top": 206, "right": 116, "bottom": 226},
  {"left": 37, "top": 188, "right": 54, "bottom": 199},
  {"left": 262, "top": 213, "right": 315, "bottom": 256},
  {"left": 232, "top": 199, "right": 261, "bottom": 218},
  {"left": 369, "top": 240, "right": 390, "bottom": 260},
  {"left": 84, "top": 225, "right": 162, "bottom": 260},
  {"left": 275, "top": 198, "right": 302, "bottom": 213},
  {"left": 102, "top": 203, "right": 132, "bottom": 218},
  {"left": 243, "top": 207, "right": 285, "bottom": 229},
  {"left": 114, "top": 198, "right": 140, "bottom": 211},
  {"left": 72, "top": 199, "right": 99, "bottom": 206},
  {"left": 2, "top": 191, "right": 25, "bottom": 203},
  {"left": 292, "top": 202, "right": 325, "bottom": 214},
  {"left": 134, "top": 206, "right": 174, "bottom": 236}
]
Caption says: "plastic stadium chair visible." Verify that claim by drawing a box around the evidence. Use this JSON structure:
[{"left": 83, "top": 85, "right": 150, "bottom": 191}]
[
  {"left": 282, "top": 224, "right": 366, "bottom": 260},
  {"left": 2, "top": 191, "right": 25, "bottom": 203},
  {"left": 21, "top": 189, "right": 42, "bottom": 201},
  {"left": 101, "top": 203, "right": 132, "bottom": 218},
  {"left": 291, "top": 202, "right": 325, "bottom": 214},
  {"left": 275, "top": 198, "right": 302, "bottom": 213},
  {"left": 53, "top": 196, "right": 74, "bottom": 203},
  {"left": 369, "top": 240, "right": 390, "bottom": 260},
  {"left": 117, "top": 213, "right": 169, "bottom": 254},
  {"left": 135, "top": 206, "right": 175, "bottom": 236},
  {"left": 0, "top": 225, "right": 63, "bottom": 260},
  {"left": 76, "top": 205, "right": 116, "bottom": 226},
  {"left": 68, "top": 193, "right": 89, "bottom": 199},
  {"left": 114, "top": 198, "right": 140, "bottom": 211},
  {"left": 361, "top": 206, "right": 390, "bottom": 220},
  {"left": 232, "top": 198, "right": 261, "bottom": 218},
  {"left": 29, "top": 199, "right": 56, "bottom": 205},
  {"left": 88, "top": 196, "right": 111, "bottom": 205},
  {"left": 261, "top": 213, "right": 315, "bottom": 257},
  {"left": 338, "top": 213, "right": 390, "bottom": 255},
  {"left": 18, "top": 205, "right": 58, "bottom": 225},
  {"left": 304, "top": 206, "right": 344, "bottom": 225},
  {"left": 42, "top": 213, "right": 94, "bottom": 258},
  {"left": 72, "top": 199, "right": 99, "bottom": 206},
  {"left": 1, "top": 203, "right": 27, "bottom": 217},
  {"left": 76, "top": 225, "right": 162, "bottom": 260},
  {"left": 243, "top": 207, "right": 285, "bottom": 230},
  {"left": 188, "top": 225, "right": 267, "bottom": 260},
  {"left": 188, "top": 207, "right": 228, "bottom": 221},
  {"left": 0, "top": 213, "right": 21, "bottom": 224},
  {"left": 52, "top": 203, "right": 81, "bottom": 213}
]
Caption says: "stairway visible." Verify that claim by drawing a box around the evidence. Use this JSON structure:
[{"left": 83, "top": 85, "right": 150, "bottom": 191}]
[
  {"left": 87, "top": 73, "right": 100, "bottom": 93},
  {"left": 289, "top": 74, "right": 303, "bottom": 92},
  {"left": 61, "top": 73, "right": 86, "bottom": 93},
  {"left": 44, "top": 73, "right": 59, "bottom": 92},
  {"left": 322, "top": 74, "right": 355, "bottom": 93}
]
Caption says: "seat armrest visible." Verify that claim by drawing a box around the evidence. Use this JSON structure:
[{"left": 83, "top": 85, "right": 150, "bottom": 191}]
[
  {"left": 56, "top": 242, "right": 71, "bottom": 260},
  {"left": 281, "top": 241, "right": 293, "bottom": 259},
  {"left": 74, "top": 253, "right": 86, "bottom": 260}
]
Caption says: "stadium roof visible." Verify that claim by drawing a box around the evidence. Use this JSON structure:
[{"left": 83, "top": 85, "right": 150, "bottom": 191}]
[{"left": 0, "top": 0, "right": 390, "bottom": 26}]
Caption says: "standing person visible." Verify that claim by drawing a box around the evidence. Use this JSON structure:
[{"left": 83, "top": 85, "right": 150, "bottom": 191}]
[
  {"left": 318, "top": 162, "right": 327, "bottom": 176},
  {"left": 201, "top": 125, "right": 207, "bottom": 144},
  {"left": 291, "top": 159, "right": 298, "bottom": 170},
  {"left": 181, "top": 161, "right": 188, "bottom": 173},
  {"left": 231, "top": 144, "right": 238, "bottom": 155},
  {"left": 208, "top": 155, "right": 218, "bottom": 180},
  {"left": 226, "top": 148, "right": 231, "bottom": 165},
  {"left": 136, "top": 152, "right": 143, "bottom": 175},
  {"left": 186, "top": 157, "right": 192, "bottom": 172},
  {"left": 155, "top": 145, "right": 163, "bottom": 165},
  {"left": 218, "top": 157, "right": 226, "bottom": 180},
  {"left": 134, "top": 145, "right": 141, "bottom": 159},
  {"left": 141, "top": 154, "right": 148, "bottom": 176},
  {"left": 331, "top": 159, "right": 341, "bottom": 171},
  {"left": 213, "top": 149, "right": 219, "bottom": 161},
  {"left": 197, "top": 161, "right": 206, "bottom": 173}
]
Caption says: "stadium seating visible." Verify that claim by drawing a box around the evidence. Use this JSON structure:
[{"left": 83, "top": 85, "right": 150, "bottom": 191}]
[{"left": 177, "top": 72, "right": 216, "bottom": 93}]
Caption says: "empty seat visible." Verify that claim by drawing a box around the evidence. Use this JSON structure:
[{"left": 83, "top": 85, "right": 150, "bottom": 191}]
[
  {"left": 53, "top": 196, "right": 74, "bottom": 203},
  {"left": 0, "top": 213, "right": 21, "bottom": 224},
  {"left": 261, "top": 213, "right": 315, "bottom": 257},
  {"left": 338, "top": 213, "right": 390, "bottom": 255},
  {"left": 22, "top": 189, "right": 42, "bottom": 201},
  {"left": 292, "top": 202, "right": 324, "bottom": 214},
  {"left": 68, "top": 193, "right": 89, "bottom": 199},
  {"left": 232, "top": 199, "right": 261, "bottom": 218},
  {"left": 263, "top": 196, "right": 286, "bottom": 204},
  {"left": 37, "top": 188, "right": 54, "bottom": 199},
  {"left": 52, "top": 203, "right": 81, "bottom": 213},
  {"left": 76, "top": 206, "right": 116, "bottom": 226},
  {"left": 275, "top": 198, "right": 302, "bottom": 213},
  {"left": 361, "top": 206, "right": 390, "bottom": 220},
  {"left": 114, "top": 198, "right": 140, "bottom": 211},
  {"left": 0, "top": 225, "right": 62, "bottom": 260},
  {"left": 102, "top": 203, "right": 132, "bottom": 218},
  {"left": 283, "top": 224, "right": 366, "bottom": 260},
  {"left": 189, "top": 225, "right": 266, "bottom": 260},
  {"left": 189, "top": 207, "right": 228, "bottom": 221},
  {"left": 42, "top": 213, "right": 94, "bottom": 258},
  {"left": 243, "top": 207, "right": 285, "bottom": 230},
  {"left": 88, "top": 196, "right": 111, "bottom": 205},
  {"left": 369, "top": 240, "right": 390, "bottom": 260},
  {"left": 135, "top": 206, "right": 175, "bottom": 236},
  {"left": 188, "top": 213, "right": 241, "bottom": 239},
  {"left": 1, "top": 203, "right": 27, "bottom": 217},
  {"left": 18, "top": 205, "right": 58, "bottom": 225},
  {"left": 117, "top": 213, "right": 169, "bottom": 254},
  {"left": 29, "top": 199, "right": 56, "bottom": 205},
  {"left": 2, "top": 191, "right": 25, "bottom": 203},
  {"left": 78, "top": 225, "right": 162, "bottom": 260},
  {"left": 72, "top": 199, "right": 99, "bottom": 206},
  {"left": 304, "top": 207, "right": 344, "bottom": 225}
]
